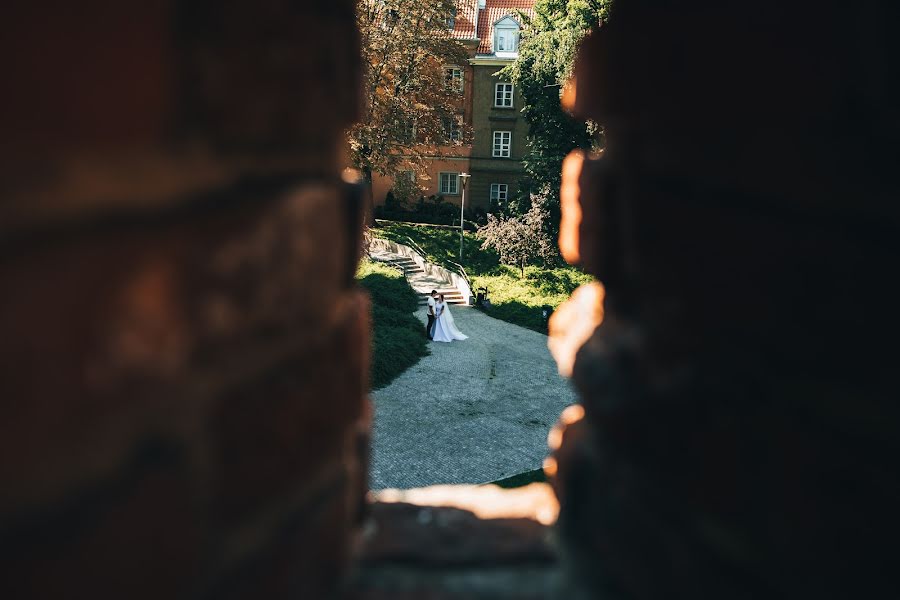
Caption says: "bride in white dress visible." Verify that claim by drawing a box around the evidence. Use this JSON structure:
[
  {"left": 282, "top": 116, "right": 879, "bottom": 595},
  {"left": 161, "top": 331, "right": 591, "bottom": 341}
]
[{"left": 431, "top": 295, "right": 468, "bottom": 342}]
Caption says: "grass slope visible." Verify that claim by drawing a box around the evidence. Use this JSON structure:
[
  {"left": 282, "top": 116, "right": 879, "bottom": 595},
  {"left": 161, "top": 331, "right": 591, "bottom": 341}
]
[
  {"left": 372, "top": 222, "right": 593, "bottom": 332},
  {"left": 357, "top": 259, "right": 429, "bottom": 390}
]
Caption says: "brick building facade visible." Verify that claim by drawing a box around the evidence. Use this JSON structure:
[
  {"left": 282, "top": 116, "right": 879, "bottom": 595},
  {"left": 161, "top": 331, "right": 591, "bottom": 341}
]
[{"left": 372, "top": 0, "right": 535, "bottom": 213}]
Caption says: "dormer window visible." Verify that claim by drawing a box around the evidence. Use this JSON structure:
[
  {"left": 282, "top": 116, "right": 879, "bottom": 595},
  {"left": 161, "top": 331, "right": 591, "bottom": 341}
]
[
  {"left": 496, "top": 29, "right": 517, "bottom": 52},
  {"left": 494, "top": 16, "right": 520, "bottom": 55}
]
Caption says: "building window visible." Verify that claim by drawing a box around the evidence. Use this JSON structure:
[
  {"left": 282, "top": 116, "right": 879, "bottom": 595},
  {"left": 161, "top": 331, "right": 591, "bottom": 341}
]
[
  {"left": 497, "top": 29, "right": 518, "bottom": 52},
  {"left": 439, "top": 172, "right": 460, "bottom": 195},
  {"left": 490, "top": 183, "right": 508, "bottom": 205},
  {"left": 447, "top": 8, "right": 457, "bottom": 29},
  {"left": 396, "top": 116, "right": 416, "bottom": 143},
  {"left": 495, "top": 83, "right": 514, "bottom": 108},
  {"left": 443, "top": 116, "right": 462, "bottom": 143},
  {"left": 493, "top": 131, "right": 511, "bottom": 158},
  {"left": 494, "top": 17, "right": 520, "bottom": 54},
  {"left": 445, "top": 67, "right": 463, "bottom": 92}
]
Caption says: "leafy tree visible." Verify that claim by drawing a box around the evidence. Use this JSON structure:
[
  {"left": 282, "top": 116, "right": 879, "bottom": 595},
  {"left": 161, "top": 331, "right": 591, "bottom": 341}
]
[
  {"left": 477, "top": 196, "right": 557, "bottom": 278},
  {"left": 351, "top": 0, "right": 470, "bottom": 221},
  {"left": 500, "top": 0, "right": 612, "bottom": 232}
]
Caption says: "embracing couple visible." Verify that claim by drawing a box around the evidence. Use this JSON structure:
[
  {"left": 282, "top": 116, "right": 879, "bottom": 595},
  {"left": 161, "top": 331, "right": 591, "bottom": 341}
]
[{"left": 426, "top": 290, "right": 468, "bottom": 343}]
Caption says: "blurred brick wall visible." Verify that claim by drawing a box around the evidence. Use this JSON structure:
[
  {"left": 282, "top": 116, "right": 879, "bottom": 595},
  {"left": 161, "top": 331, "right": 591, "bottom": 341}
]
[
  {"left": 4, "top": 1, "right": 898, "bottom": 598},
  {"left": 551, "top": 1, "right": 899, "bottom": 598},
  {"left": 0, "top": 1, "right": 368, "bottom": 598}
]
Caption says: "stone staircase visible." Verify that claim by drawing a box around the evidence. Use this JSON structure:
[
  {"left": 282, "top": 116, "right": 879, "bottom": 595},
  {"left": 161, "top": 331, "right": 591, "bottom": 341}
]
[
  {"left": 368, "top": 249, "right": 468, "bottom": 306},
  {"left": 417, "top": 288, "right": 467, "bottom": 306}
]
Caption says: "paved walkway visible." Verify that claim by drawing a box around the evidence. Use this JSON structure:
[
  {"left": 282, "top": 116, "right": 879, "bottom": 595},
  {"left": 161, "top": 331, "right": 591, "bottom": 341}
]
[{"left": 370, "top": 304, "right": 578, "bottom": 490}]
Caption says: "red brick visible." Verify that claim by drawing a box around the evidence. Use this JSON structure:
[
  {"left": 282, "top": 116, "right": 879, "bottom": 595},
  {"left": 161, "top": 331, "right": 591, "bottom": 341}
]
[
  {"left": 360, "top": 503, "right": 555, "bottom": 567},
  {"left": 0, "top": 460, "right": 201, "bottom": 600},
  {"left": 208, "top": 299, "right": 369, "bottom": 524},
  {"left": 207, "top": 475, "right": 354, "bottom": 600}
]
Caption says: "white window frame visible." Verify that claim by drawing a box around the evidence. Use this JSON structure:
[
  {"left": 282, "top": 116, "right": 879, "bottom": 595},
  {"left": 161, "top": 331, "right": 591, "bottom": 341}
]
[
  {"left": 439, "top": 172, "right": 460, "bottom": 195},
  {"left": 494, "top": 18, "right": 520, "bottom": 54},
  {"left": 496, "top": 29, "right": 518, "bottom": 52},
  {"left": 445, "top": 66, "right": 464, "bottom": 93},
  {"left": 493, "top": 131, "right": 512, "bottom": 158},
  {"left": 495, "top": 83, "right": 514, "bottom": 108},
  {"left": 490, "top": 183, "right": 508, "bottom": 204}
]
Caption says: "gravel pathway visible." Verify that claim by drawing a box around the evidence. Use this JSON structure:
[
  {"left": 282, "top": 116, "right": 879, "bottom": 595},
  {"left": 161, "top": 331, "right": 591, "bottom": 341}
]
[{"left": 369, "top": 305, "right": 578, "bottom": 490}]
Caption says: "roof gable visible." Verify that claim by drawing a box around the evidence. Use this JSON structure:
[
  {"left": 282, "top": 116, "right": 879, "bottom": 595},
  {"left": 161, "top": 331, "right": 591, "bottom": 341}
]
[
  {"left": 475, "top": 0, "right": 535, "bottom": 55},
  {"left": 494, "top": 15, "right": 520, "bottom": 28}
]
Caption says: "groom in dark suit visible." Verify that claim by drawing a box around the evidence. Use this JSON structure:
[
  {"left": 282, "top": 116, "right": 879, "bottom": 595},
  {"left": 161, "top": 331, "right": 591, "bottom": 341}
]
[{"left": 426, "top": 290, "right": 437, "bottom": 339}]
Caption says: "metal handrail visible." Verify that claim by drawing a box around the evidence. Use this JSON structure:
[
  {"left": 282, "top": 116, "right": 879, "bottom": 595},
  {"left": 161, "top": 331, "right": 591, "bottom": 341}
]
[
  {"left": 405, "top": 235, "right": 471, "bottom": 283},
  {"left": 386, "top": 259, "right": 409, "bottom": 276},
  {"left": 405, "top": 236, "right": 430, "bottom": 262},
  {"left": 447, "top": 259, "right": 473, "bottom": 290},
  {"left": 400, "top": 235, "right": 472, "bottom": 301},
  {"left": 368, "top": 255, "right": 407, "bottom": 277}
]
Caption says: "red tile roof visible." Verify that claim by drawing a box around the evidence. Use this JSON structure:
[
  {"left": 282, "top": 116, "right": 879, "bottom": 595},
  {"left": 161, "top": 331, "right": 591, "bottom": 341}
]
[
  {"left": 450, "top": 0, "right": 479, "bottom": 41},
  {"left": 475, "top": 0, "right": 536, "bottom": 55}
]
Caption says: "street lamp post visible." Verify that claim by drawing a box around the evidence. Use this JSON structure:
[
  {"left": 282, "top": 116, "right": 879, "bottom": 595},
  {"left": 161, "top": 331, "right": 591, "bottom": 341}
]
[{"left": 458, "top": 172, "right": 470, "bottom": 262}]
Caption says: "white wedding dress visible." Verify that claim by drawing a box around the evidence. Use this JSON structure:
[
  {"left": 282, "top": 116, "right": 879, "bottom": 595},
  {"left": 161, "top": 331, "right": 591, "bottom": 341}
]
[{"left": 431, "top": 301, "right": 468, "bottom": 342}]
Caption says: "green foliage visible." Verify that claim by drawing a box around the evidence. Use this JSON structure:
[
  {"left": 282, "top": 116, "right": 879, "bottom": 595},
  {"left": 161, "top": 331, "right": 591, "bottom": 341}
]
[
  {"left": 375, "top": 194, "right": 460, "bottom": 225},
  {"left": 384, "top": 190, "right": 403, "bottom": 212},
  {"left": 373, "top": 222, "right": 499, "bottom": 272},
  {"left": 372, "top": 222, "right": 592, "bottom": 332},
  {"left": 473, "top": 265, "right": 592, "bottom": 331},
  {"left": 357, "top": 259, "right": 429, "bottom": 389},
  {"left": 500, "top": 0, "right": 612, "bottom": 231}
]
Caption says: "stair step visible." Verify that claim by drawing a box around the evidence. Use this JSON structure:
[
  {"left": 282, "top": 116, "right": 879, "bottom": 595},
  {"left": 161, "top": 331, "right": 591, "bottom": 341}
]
[
  {"left": 372, "top": 250, "right": 469, "bottom": 305},
  {"left": 418, "top": 292, "right": 465, "bottom": 297}
]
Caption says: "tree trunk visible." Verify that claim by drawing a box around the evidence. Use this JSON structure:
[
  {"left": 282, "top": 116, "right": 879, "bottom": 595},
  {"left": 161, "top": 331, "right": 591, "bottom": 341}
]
[{"left": 362, "top": 165, "right": 376, "bottom": 227}]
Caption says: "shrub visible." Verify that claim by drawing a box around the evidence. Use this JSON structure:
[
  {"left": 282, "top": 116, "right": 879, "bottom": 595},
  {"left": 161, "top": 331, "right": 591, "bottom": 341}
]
[
  {"left": 357, "top": 260, "right": 429, "bottom": 389},
  {"left": 470, "top": 206, "right": 488, "bottom": 226},
  {"left": 384, "top": 189, "right": 404, "bottom": 212},
  {"left": 375, "top": 194, "right": 460, "bottom": 225},
  {"left": 477, "top": 197, "right": 557, "bottom": 277}
]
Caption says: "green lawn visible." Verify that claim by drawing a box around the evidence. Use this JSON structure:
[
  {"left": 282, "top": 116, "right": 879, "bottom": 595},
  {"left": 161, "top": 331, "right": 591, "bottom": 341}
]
[
  {"left": 372, "top": 222, "right": 593, "bottom": 332},
  {"left": 357, "top": 259, "right": 429, "bottom": 390}
]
